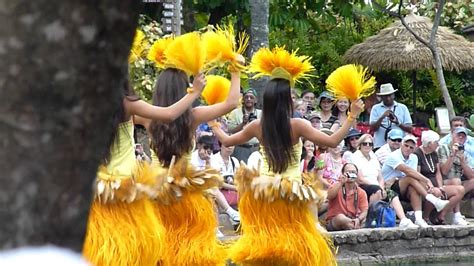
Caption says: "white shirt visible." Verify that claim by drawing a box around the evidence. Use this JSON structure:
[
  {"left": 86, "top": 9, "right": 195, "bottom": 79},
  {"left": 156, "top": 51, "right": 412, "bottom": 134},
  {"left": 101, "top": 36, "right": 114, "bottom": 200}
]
[
  {"left": 351, "top": 150, "right": 381, "bottom": 185},
  {"left": 375, "top": 143, "right": 394, "bottom": 165},
  {"left": 190, "top": 150, "right": 207, "bottom": 170},
  {"left": 210, "top": 152, "right": 240, "bottom": 176}
]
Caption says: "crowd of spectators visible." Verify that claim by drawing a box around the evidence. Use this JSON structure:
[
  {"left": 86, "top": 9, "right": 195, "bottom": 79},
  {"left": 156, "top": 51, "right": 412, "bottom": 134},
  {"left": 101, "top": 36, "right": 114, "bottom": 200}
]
[{"left": 148, "top": 84, "right": 473, "bottom": 235}]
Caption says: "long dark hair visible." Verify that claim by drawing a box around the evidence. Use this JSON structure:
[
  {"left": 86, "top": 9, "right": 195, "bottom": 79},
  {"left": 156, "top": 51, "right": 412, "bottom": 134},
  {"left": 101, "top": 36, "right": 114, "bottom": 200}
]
[
  {"left": 149, "top": 68, "right": 193, "bottom": 167},
  {"left": 102, "top": 79, "right": 140, "bottom": 164},
  {"left": 261, "top": 78, "right": 295, "bottom": 173}
]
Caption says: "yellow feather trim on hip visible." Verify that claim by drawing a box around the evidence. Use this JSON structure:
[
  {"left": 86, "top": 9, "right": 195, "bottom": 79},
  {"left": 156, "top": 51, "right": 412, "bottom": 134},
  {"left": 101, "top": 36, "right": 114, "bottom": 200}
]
[{"left": 136, "top": 157, "right": 223, "bottom": 204}]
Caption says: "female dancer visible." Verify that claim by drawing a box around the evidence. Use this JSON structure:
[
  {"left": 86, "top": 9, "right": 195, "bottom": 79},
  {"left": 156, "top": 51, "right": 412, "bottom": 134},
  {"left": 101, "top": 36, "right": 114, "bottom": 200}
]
[
  {"left": 138, "top": 30, "right": 245, "bottom": 264},
  {"left": 83, "top": 75, "right": 205, "bottom": 266},
  {"left": 211, "top": 46, "right": 364, "bottom": 265}
]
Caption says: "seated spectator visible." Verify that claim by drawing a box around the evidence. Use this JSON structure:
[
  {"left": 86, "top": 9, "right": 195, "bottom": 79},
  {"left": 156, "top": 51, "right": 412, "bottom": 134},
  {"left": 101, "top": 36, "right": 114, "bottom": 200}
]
[
  {"left": 439, "top": 116, "right": 474, "bottom": 163},
  {"left": 333, "top": 97, "right": 356, "bottom": 128},
  {"left": 375, "top": 128, "right": 403, "bottom": 165},
  {"left": 351, "top": 134, "right": 385, "bottom": 202},
  {"left": 415, "top": 130, "right": 468, "bottom": 225},
  {"left": 293, "top": 100, "right": 307, "bottom": 118},
  {"left": 352, "top": 135, "right": 418, "bottom": 228},
  {"left": 191, "top": 136, "right": 240, "bottom": 236},
  {"left": 300, "top": 139, "right": 316, "bottom": 173},
  {"left": 301, "top": 90, "right": 316, "bottom": 111},
  {"left": 382, "top": 134, "right": 450, "bottom": 227},
  {"left": 306, "top": 111, "right": 322, "bottom": 129},
  {"left": 211, "top": 143, "right": 240, "bottom": 208},
  {"left": 321, "top": 140, "right": 345, "bottom": 188},
  {"left": 290, "top": 89, "right": 299, "bottom": 104},
  {"left": 326, "top": 163, "right": 368, "bottom": 231},
  {"left": 317, "top": 91, "right": 340, "bottom": 132},
  {"left": 342, "top": 128, "right": 362, "bottom": 162},
  {"left": 438, "top": 127, "right": 474, "bottom": 199}
]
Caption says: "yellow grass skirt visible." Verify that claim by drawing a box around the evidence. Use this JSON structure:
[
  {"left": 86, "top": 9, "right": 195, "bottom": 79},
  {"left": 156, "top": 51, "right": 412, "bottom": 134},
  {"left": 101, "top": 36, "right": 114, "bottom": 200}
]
[
  {"left": 154, "top": 191, "right": 227, "bottom": 265},
  {"left": 228, "top": 166, "right": 336, "bottom": 266},
  {"left": 139, "top": 158, "right": 226, "bottom": 265},
  {"left": 83, "top": 164, "right": 166, "bottom": 266}
]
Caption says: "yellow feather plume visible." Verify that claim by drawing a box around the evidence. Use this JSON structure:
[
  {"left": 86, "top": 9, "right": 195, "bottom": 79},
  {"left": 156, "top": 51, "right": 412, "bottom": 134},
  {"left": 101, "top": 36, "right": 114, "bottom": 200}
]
[
  {"left": 201, "top": 75, "right": 231, "bottom": 105},
  {"left": 249, "top": 46, "right": 314, "bottom": 87},
  {"left": 147, "top": 36, "right": 174, "bottom": 68},
  {"left": 129, "top": 29, "right": 146, "bottom": 64},
  {"left": 164, "top": 32, "right": 206, "bottom": 76},
  {"left": 325, "top": 64, "right": 376, "bottom": 100},
  {"left": 202, "top": 24, "right": 249, "bottom": 69}
]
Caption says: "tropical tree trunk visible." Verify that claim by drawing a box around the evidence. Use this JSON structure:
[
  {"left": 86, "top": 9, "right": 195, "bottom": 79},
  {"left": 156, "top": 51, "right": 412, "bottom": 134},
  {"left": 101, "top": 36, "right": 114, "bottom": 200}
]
[
  {"left": 0, "top": 0, "right": 140, "bottom": 251},
  {"left": 433, "top": 47, "right": 455, "bottom": 118},
  {"left": 249, "top": 0, "right": 269, "bottom": 102}
]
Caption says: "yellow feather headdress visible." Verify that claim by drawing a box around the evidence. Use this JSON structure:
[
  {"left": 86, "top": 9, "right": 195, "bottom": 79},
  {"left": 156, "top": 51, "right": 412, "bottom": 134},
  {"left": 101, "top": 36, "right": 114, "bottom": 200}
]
[
  {"left": 201, "top": 75, "right": 231, "bottom": 105},
  {"left": 147, "top": 36, "right": 174, "bottom": 68},
  {"left": 202, "top": 24, "right": 249, "bottom": 70},
  {"left": 248, "top": 46, "right": 314, "bottom": 88},
  {"left": 129, "top": 29, "right": 146, "bottom": 64},
  {"left": 325, "top": 64, "right": 376, "bottom": 101},
  {"left": 164, "top": 32, "right": 206, "bottom": 76}
]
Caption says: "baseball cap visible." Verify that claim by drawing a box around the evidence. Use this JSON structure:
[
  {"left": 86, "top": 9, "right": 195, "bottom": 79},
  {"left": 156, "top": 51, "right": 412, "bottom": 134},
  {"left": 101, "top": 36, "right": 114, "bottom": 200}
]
[
  {"left": 454, "top": 127, "right": 468, "bottom": 135},
  {"left": 402, "top": 134, "right": 418, "bottom": 144},
  {"left": 388, "top": 129, "right": 404, "bottom": 140},
  {"left": 244, "top": 88, "right": 258, "bottom": 97},
  {"left": 306, "top": 111, "right": 321, "bottom": 120}
]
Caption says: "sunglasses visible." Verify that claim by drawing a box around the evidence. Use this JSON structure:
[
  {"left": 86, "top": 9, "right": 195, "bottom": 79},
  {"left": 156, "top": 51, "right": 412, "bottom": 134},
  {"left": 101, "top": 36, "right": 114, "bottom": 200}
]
[
  {"left": 403, "top": 144, "right": 416, "bottom": 150},
  {"left": 349, "top": 137, "right": 360, "bottom": 141},
  {"left": 390, "top": 138, "right": 402, "bottom": 143},
  {"left": 361, "top": 142, "right": 373, "bottom": 147}
]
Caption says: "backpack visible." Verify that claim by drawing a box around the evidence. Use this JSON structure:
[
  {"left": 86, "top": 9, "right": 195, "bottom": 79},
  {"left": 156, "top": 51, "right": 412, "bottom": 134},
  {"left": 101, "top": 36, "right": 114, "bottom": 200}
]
[{"left": 365, "top": 200, "right": 396, "bottom": 228}]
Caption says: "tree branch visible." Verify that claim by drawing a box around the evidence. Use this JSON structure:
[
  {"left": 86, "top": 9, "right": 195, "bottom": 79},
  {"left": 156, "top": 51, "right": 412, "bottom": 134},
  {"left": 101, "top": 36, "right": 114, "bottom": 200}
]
[
  {"left": 430, "top": 0, "right": 445, "bottom": 47},
  {"left": 373, "top": 0, "right": 434, "bottom": 52}
]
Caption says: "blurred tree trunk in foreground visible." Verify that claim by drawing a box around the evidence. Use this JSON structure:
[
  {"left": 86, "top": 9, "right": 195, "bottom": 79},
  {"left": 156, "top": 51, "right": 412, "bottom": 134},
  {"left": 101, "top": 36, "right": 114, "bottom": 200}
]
[{"left": 0, "top": 0, "right": 139, "bottom": 251}]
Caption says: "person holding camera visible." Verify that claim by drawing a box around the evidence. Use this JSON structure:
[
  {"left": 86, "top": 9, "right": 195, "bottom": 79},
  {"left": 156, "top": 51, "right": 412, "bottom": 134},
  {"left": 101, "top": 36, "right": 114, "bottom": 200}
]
[
  {"left": 439, "top": 116, "right": 474, "bottom": 162},
  {"left": 438, "top": 127, "right": 474, "bottom": 199},
  {"left": 370, "top": 83, "right": 413, "bottom": 150},
  {"left": 227, "top": 88, "right": 262, "bottom": 162},
  {"left": 326, "top": 163, "right": 369, "bottom": 231}
]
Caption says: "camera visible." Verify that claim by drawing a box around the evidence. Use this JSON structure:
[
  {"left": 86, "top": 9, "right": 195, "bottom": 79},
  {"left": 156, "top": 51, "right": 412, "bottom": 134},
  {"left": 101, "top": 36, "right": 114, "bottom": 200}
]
[
  {"left": 458, "top": 144, "right": 465, "bottom": 151},
  {"left": 248, "top": 113, "right": 258, "bottom": 122},
  {"left": 346, "top": 172, "right": 357, "bottom": 180},
  {"left": 306, "top": 105, "right": 315, "bottom": 113},
  {"left": 388, "top": 112, "right": 396, "bottom": 120}
]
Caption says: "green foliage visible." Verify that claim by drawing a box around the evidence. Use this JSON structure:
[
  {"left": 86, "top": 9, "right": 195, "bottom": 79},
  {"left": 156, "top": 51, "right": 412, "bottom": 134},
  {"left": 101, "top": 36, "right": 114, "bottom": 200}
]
[
  {"left": 129, "top": 15, "right": 164, "bottom": 102},
  {"left": 414, "top": 0, "right": 474, "bottom": 31}
]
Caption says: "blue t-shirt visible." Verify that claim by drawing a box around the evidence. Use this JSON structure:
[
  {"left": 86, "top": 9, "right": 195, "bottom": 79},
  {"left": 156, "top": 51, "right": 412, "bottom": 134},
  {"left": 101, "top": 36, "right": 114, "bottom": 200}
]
[
  {"left": 381, "top": 149, "right": 418, "bottom": 181},
  {"left": 370, "top": 101, "right": 412, "bottom": 148}
]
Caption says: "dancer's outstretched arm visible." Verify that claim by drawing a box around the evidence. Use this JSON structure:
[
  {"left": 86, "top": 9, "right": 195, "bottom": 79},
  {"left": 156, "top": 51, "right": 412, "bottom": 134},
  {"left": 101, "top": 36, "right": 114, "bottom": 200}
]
[
  {"left": 210, "top": 119, "right": 258, "bottom": 147},
  {"left": 127, "top": 73, "right": 205, "bottom": 123}
]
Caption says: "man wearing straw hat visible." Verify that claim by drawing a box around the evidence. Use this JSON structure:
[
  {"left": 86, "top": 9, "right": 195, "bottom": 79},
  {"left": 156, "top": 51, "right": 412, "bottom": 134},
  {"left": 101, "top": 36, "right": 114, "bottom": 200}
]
[{"left": 370, "top": 83, "right": 413, "bottom": 149}]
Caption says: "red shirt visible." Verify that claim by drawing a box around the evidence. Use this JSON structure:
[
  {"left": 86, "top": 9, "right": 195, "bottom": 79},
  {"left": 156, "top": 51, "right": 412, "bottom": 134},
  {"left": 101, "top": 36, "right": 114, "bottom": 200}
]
[{"left": 326, "top": 185, "right": 368, "bottom": 221}]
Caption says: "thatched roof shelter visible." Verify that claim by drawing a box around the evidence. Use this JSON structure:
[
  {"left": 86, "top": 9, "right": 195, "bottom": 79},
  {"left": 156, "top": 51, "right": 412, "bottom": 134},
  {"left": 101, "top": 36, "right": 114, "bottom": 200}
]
[{"left": 343, "top": 13, "right": 474, "bottom": 72}]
